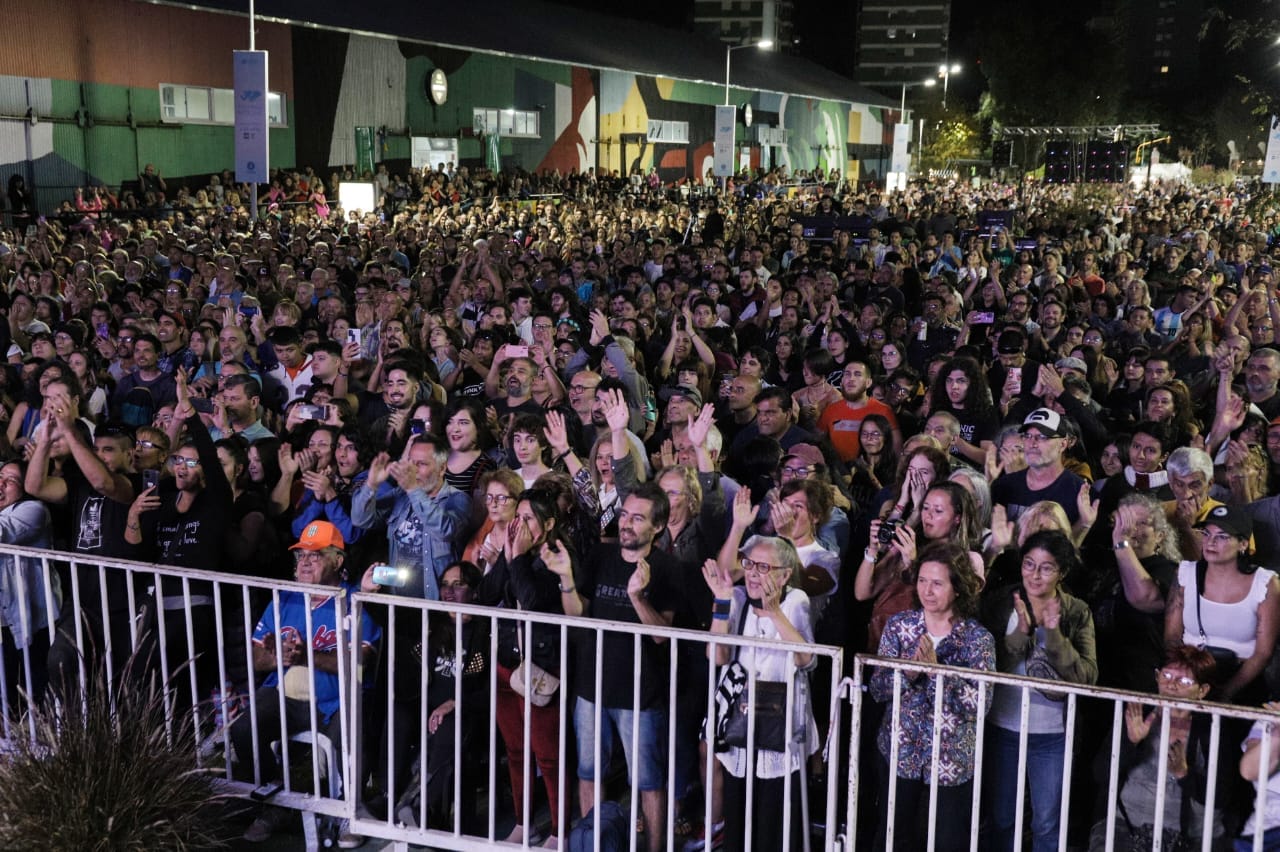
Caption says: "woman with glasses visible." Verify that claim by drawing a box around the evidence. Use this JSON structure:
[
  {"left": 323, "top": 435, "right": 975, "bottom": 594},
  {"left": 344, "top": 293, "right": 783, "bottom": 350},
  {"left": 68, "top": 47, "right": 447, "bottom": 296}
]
[
  {"left": 982, "top": 530, "right": 1097, "bottom": 852},
  {"left": 462, "top": 469, "right": 524, "bottom": 572},
  {"left": 392, "top": 560, "right": 491, "bottom": 833},
  {"left": 870, "top": 540, "right": 994, "bottom": 852},
  {"left": 124, "top": 370, "right": 229, "bottom": 714},
  {"left": 1091, "top": 645, "right": 1223, "bottom": 851},
  {"left": 703, "top": 532, "right": 817, "bottom": 851}
]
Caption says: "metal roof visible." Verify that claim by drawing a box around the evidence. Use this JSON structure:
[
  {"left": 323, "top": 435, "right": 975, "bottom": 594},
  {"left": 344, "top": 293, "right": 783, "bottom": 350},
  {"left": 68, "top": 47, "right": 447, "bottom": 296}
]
[{"left": 144, "top": 0, "right": 894, "bottom": 108}]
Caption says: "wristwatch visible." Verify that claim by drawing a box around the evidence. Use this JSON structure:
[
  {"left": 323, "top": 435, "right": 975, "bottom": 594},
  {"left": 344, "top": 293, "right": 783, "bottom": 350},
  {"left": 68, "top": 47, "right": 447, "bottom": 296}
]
[{"left": 1113, "top": 540, "right": 1130, "bottom": 551}]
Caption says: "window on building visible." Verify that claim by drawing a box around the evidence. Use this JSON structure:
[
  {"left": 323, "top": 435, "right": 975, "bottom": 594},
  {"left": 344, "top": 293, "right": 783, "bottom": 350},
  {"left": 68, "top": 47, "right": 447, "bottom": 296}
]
[
  {"left": 473, "top": 108, "right": 541, "bottom": 139},
  {"left": 159, "top": 84, "right": 287, "bottom": 126}
]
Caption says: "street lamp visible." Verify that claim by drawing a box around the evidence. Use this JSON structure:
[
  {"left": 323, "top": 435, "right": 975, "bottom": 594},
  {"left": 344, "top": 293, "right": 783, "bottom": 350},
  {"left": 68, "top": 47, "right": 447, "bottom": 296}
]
[
  {"left": 899, "top": 77, "right": 937, "bottom": 114},
  {"left": 725, "top": 39, "right": 774, "bottom": 105},
  {"left": 938, "top": 63, "right": 961, "bottom": 110}
]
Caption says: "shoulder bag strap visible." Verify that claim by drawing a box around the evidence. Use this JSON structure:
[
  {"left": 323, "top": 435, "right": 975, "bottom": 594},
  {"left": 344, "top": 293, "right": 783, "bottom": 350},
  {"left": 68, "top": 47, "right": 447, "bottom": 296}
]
[{"left": 1193, "top": 561, "right": 1210, "bottom": 648}]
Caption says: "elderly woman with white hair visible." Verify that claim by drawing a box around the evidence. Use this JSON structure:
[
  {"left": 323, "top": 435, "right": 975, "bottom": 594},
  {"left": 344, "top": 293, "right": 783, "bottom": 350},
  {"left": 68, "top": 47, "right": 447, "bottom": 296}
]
[{"left": 703, "top": 517, "right": 817, "bottom": 852}]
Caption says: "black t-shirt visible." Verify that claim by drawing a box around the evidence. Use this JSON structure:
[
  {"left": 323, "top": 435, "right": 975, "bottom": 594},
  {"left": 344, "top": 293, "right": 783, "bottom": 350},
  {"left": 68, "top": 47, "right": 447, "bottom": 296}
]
[
  {"left": 991, "top": 467, "right": 1087, "bottom": 526},
  {"left": 572, "top": 543, "right": 678, "bottom": 709},
  {"left": 64, "top": 465, "right": 140, "bottom": 611},
  {"left": 1097, "top": 553, "right": 1177, "bottom": 692}
]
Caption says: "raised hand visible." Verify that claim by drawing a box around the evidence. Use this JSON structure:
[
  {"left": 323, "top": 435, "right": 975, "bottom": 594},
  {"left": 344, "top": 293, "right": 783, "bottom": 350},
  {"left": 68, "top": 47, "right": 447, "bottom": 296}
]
[
  {"left": 541, "top": 538, "right": 573, "bottom": 581},
  {"left": 277, "top": 444, "right": 300, "bottom": 476},
  {"left": 1012, "top": 590, "right": 1032, "bottom": 635},
  {"left": 730, "top": 485, "right": 758, "bottom": 530},
  {"left": 1124, "top": 702, "right": 1154, "bottom": 743},
  {"left": 702, "top": 558, "right": 734, "bottom": 600},
  {"left": 687, "top": 404, "right": 714, "bottom": 449},
  {"left": 543, "top": 409, "right": 570, "bottom": 456},
  {"left": 366, "top": 451, "right": 392, "bottom": 489},
  {"left": 626, "top": 557, "right": 651, "bottom": 599},
  {"left": 1076, "top": 483, "right": 1098, "bottom": 531},
  {"left": 601, "top": 388, "right": 630, "bottom": 433},
  {"left": 989, "top": 504, "right": 1014, "bottom": 551},
  {"left": 1041, "top": 595, "right": 1062, "bottom": 630}
]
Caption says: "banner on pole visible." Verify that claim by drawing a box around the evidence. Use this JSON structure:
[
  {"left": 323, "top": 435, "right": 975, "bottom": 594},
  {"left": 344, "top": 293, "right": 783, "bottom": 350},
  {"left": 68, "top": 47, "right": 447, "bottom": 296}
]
[
  {"left": 1264, "top": 116, "right": 1280, "bottom": 185},
  {"left": 233, "top": 51, "right": 269, "bottom": 185},
  {"left": 713, "top": 105, "right": 736, "bottom": 178}
]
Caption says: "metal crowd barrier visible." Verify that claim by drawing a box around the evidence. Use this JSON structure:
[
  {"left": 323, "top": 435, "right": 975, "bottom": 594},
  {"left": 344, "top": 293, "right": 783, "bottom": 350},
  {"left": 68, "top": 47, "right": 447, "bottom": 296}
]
[
  {"left": 847, "top": 654, "right": 1280, "bottom": 852},
  {"left": 346, "top": 591, "right": 847, "bottom": 851}
]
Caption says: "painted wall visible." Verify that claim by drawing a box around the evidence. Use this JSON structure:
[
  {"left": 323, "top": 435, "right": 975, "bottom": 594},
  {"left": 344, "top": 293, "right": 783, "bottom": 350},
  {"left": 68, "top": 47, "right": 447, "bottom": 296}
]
[
  {"left": 0, "top": 0, "right": 889, "bottom": 209},
  {"left": 0, "top": 0, "right": 295, "bottom": 210},
  {"left": 311, "top": 34, "right": 887, "bottom": 184}
]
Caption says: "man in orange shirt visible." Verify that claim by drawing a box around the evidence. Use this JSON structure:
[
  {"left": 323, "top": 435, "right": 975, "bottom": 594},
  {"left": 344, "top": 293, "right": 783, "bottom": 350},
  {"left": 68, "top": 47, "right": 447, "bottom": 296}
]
[{"left": 818, "top": 358, "right": 901, "bottom": 462}]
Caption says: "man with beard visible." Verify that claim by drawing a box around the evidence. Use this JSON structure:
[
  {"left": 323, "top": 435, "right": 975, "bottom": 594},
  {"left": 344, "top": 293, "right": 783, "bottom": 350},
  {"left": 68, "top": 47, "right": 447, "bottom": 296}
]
[
  {"left": 209, "top": 374, "right": 273, "bottom": 441},
  {"left": 111, "top": 333, "right": 177, "bottom": 422},
  {"left": 365, "top": 361, "right": 426, "bottom": 457},
  {"left": 154, "top": 310, "right": 198, "bottom": 378},
  {"left": 572, "top": 479, "right": 678, "bottom": 852},
  {"left": 1244, "top": 348, "right": 1280, "bottom": 420},
  {"left": 485, "top": 348, "right": 543, "bottom": 418}
]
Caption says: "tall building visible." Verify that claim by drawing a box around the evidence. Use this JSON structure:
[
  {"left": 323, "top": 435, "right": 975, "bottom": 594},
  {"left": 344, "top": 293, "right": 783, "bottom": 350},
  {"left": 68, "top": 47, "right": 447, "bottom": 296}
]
[
  {"left": 854, "top": 0, "right": 952, "bottom": 93},
  {"left": 1120, "top": 0, "right": 1201, "bottom": 94},
  {"left": 693, "top": 0, "right": 795, "bottom": 48}
]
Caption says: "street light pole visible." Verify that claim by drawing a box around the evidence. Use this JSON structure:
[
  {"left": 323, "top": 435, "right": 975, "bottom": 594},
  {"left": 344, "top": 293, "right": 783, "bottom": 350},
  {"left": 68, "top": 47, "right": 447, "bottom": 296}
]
[
  {"left": 939, "top": 63, "right": 961, "bottom": 110},
  {"left": 724, "top": 39, "right": 774, "bottom": 106}
]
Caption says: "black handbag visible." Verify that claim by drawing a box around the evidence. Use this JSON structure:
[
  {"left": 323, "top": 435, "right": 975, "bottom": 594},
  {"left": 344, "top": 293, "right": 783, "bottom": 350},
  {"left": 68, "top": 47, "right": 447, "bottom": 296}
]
[{"left": 716, "top": 606, "right": 792, "bottom": 753}]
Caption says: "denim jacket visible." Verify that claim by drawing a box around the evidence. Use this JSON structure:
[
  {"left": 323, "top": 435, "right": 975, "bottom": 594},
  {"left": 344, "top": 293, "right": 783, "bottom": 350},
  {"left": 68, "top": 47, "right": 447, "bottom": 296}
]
[{"left": 351, "top": 479, "right": 469, "bottom": 600}]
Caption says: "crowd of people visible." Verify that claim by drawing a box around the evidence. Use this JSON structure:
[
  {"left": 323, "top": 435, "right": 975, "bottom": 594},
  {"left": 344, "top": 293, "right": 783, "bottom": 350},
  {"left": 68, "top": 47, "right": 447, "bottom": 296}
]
[{"left": 2, "top": 160, "right": 1280, "bottom": 850}]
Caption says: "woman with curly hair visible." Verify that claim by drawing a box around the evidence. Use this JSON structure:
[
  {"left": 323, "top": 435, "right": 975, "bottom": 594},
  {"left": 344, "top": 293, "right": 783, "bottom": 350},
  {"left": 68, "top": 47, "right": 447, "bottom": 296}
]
[{"left": 927, "top": 355, "right": 1000, "bottom": 466}]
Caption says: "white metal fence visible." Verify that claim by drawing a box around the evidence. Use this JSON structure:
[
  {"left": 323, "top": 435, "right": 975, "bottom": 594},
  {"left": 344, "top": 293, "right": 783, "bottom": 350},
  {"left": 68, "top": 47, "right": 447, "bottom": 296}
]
[{"left": 3, "top": 542, "right": 1279, "bottom": 852}]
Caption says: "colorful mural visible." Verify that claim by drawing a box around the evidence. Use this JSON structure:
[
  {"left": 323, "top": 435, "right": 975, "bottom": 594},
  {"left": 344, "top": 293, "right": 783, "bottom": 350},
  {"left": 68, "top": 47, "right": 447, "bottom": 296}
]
[{"left": 0, "top": 0, "right": 888, "bottom": 205}]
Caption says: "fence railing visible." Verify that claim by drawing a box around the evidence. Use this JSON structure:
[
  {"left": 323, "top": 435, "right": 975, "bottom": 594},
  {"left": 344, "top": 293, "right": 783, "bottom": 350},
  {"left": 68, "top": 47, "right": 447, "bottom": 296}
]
[
  {"left": 846, "top": 654, "right": 1280, "bottom": 852},
  {"left": 3, "top": 541, "right": 1280, "bottom": 852}
]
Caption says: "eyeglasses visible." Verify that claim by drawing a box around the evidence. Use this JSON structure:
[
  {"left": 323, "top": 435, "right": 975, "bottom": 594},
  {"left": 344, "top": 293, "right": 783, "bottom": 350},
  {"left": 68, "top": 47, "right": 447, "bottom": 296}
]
[
  {"left": 485, "top": 494, "right": 514, "bottom": 505},
  {"left": 169, "top": 456, "right": 200, "bottom": 469},
  {"left": 741, "top": 557, "right": 783, "bottom": 575},
  {"left": 781, "top": 465, "right": 811, "bottom": 478},
  {"left": 136, "top": 440, "right": 160, "bottom": 450},
  {"left": 1155, "top": 668, "right": 1197, "bottom": 688},
  {"left": 294, "top": 551, "right": 328, "bottom": 564},
  {"left": 1020, "top": 561, "right": 1061, "bottom": 577},
  {"left": 533, "top": 323, "right": 554, "bottom": 331},
  {"left": 663, "top": 489, "right": 686, "bottom": 500}
]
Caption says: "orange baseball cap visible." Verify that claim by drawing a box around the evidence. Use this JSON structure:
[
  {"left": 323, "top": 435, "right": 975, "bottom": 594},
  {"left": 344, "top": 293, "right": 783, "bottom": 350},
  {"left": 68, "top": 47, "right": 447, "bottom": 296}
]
[{"left": 290, "top": 521, "right": 345, "bottom": 552}]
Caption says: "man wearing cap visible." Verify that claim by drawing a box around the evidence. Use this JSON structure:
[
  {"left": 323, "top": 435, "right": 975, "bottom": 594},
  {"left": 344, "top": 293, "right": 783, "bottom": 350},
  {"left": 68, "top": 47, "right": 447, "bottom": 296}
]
[
  {"left": 233, "top": 520, "right": 381, "bottom": 845},
  {"left": 650, "top": 384, "right": 702, "bottom": 453},
  {"left": 818, "top": 358, "right": 901, "bottom": 463},
  {"left": 991, "top": 408, "right": 1089, "bottom": 527},
  {"left": 264, "top": 326, "right": 315, "bottom": 410}
]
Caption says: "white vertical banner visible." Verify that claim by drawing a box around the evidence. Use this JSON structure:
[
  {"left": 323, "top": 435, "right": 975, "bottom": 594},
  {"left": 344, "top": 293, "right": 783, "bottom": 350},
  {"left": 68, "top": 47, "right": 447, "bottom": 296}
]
[
  {"left": 890, "top": 123, "right": 911, "bottom": 175},
  {"left": 713, "top": 105, "right": 736, "bottom": 178},
  {"left": 1264, "top": 115, "right": 1280, "bottom": 185},
  {"left": 234, "top": 50, "right": 269, "bottom": 185}
]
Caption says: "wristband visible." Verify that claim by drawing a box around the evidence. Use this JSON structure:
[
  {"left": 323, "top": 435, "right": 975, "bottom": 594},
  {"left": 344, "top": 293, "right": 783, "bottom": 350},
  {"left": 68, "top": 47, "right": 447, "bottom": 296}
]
[
  {"left": 558, "top": 582, "right": 576, "bottom": 593},
  {"left": 712, "top": 611, "right": 730, "bottom": 622},
  {"left": 863, "top": 548, "right": 878, "bottom": 563},
  {"left": 712, "top": 598, "right": 732, "bottom": 617},
  {"left": 554, "top": 449, "right": 572, "bottom": 463}
]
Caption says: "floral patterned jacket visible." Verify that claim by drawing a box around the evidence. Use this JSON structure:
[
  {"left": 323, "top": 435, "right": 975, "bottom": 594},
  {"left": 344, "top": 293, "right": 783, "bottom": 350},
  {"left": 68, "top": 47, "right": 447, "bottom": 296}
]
[{"left": 870, "top": 609, "right": 996, "bottom": 785}]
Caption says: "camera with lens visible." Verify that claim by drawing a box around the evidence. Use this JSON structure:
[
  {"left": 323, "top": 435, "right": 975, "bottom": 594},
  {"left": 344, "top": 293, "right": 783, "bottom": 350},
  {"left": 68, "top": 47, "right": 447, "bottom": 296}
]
[{"left": 877, "top": 518, "right": 901, "bottom": 546}]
